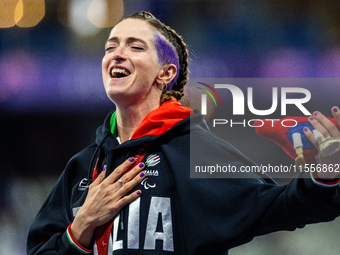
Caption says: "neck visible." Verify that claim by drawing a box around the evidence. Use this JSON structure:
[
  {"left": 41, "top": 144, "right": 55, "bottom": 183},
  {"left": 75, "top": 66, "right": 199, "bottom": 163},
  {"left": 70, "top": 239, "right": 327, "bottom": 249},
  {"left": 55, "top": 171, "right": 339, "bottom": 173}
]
[{"left": 115, "top": 102, "right": 160, "bottom": 143}]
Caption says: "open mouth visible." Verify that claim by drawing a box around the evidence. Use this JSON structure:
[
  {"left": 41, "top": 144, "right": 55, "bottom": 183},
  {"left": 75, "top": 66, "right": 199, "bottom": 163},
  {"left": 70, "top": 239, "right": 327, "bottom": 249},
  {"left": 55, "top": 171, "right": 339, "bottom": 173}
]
[{"left": 110, "top": 68, "right": 131, "bottom": 78}]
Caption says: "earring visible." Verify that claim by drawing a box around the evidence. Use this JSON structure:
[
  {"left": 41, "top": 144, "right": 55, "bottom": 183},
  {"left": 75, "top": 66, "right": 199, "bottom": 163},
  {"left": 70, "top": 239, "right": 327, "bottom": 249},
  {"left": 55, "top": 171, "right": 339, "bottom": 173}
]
[{"left": 160, "top": 84, "right": 168, "bottom": 91}]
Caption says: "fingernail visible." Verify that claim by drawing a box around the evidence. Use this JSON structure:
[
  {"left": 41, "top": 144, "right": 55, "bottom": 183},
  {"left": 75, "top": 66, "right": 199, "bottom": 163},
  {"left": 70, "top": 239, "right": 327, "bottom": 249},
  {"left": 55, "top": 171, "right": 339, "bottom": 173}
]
[
  {"left": 309, "top": 116, "right": 314, "bottom": 121},
  {"left": 103, "top": 165, "right": 107, "bottom": 172},
  {"left": 140, "top": 172, "right": 145, "bottom": 177},
  {"left": 313, "top": 111, "right": 319, "bottom": 116},
  {"left": 137, "top": 191, "right": 141, "bottom": 195},
  {"left": 129, "top": 157, "right": 135, "bottom": 162},
  {"left": 333, "top": 107, "right": 339, "bottom": 113},
  {"left": 303, "top": 127, "right": 308, "bottom": 132},
  {"left": 139, "top": 163, "right": 144, "bottom": 168}
]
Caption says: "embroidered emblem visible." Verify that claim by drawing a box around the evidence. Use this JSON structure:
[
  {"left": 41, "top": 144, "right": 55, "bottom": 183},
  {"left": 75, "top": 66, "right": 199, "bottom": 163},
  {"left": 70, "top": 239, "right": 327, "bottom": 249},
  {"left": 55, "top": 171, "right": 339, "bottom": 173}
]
[
  {"left": 78, "top": 178, "right": 89, "bottom": 191},
  {"left": 141, "top": 178, "right": 156, "bottom": 189},
  {"left": 145, "top": 154, "right": 160, "bottom": 167}
]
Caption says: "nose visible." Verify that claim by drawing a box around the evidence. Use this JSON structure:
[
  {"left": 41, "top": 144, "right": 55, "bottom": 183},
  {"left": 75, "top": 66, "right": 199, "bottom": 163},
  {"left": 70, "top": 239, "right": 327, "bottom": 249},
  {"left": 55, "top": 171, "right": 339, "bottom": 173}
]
[{"left": 111, "top": 45, "right": 126, "bottom": 62}]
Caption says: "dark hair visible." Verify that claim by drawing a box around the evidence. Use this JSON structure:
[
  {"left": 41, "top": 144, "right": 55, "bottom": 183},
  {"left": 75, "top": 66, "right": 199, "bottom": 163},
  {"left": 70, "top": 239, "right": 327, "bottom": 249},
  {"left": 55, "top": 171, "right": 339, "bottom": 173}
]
[{"left": 122, "top": 11, "right": 189, "bottom": 104}]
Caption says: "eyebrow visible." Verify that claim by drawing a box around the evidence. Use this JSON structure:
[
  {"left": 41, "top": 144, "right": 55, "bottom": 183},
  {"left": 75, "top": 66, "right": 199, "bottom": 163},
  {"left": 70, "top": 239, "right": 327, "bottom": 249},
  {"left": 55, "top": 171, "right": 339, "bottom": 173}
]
[{"left": 105, "top": 36, "right": 148, "bottom": 48}]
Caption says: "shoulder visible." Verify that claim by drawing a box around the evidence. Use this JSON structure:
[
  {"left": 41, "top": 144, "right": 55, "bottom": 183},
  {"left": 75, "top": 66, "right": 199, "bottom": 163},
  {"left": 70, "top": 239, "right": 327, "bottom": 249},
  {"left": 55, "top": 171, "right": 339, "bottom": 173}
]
[
  {"left": 68, "top": 143, "right": 97, "bottom": 169},
  {"left": 54, "top": 143, "right": 98, "bottom": 189}
]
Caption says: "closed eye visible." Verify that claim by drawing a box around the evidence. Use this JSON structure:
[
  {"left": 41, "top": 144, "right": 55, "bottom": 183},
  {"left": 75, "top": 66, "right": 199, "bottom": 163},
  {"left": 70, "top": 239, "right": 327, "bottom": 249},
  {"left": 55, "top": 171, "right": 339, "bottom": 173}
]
[
  {"left": 131, "top": 46, "right": 144, "bottom": 50},
  {"left": 105, "top": 46, "right": 116, "bottom": 52}
]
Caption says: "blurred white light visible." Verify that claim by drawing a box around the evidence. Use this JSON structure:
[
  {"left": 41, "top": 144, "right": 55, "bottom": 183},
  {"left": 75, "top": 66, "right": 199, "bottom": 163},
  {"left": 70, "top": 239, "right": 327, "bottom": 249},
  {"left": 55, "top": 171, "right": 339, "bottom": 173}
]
[
  {"left": 59, "top": 0, "right": 123, "bottom": 35},
  {"left": 69, "top": 0, "right": 101, "bottom": 36},
  {"left": 88, "top": 0, "right": 124, "bottom": 28},
  {"left": 87, "top": 0, "right": 106, "bottom": 27}
]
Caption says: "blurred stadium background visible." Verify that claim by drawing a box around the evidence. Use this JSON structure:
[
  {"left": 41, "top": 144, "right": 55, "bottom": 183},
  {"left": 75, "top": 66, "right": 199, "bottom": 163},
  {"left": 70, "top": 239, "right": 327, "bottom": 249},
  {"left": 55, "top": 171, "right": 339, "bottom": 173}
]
[{"left": 1, "top": 0, "right": 340, "bottom": 254}]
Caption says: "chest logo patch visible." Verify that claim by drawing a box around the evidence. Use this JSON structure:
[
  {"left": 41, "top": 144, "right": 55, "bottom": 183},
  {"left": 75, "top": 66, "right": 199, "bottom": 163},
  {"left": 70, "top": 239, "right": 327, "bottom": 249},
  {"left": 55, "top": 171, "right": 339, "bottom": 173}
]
[
  {"left": 141, "top": 178, "right": 156, "bottom": 189},
  {"left": 78, "top": 178, "right": 89, "bottom": 191},
  {"left": 145, "top": 154, "right": 161, "bottom": 167}
]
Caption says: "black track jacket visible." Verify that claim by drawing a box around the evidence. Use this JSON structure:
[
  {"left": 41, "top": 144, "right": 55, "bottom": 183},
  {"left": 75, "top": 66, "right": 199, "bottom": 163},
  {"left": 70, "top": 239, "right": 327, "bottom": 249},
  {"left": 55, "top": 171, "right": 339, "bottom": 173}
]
[{"left": 27, "top": 106, "right": 340, "bottom": 255}]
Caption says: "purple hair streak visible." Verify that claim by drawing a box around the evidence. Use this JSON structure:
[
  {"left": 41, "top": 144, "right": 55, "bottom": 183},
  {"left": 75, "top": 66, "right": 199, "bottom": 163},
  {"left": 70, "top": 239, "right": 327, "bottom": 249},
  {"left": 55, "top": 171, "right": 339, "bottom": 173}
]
[{"left": 154, "top": 33, "right": 179, "bottom": 90}]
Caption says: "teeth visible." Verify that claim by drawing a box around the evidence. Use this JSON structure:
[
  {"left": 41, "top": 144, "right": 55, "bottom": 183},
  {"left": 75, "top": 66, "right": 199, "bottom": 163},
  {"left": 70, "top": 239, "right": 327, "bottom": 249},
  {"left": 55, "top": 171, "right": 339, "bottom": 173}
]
[{"left": 111, "top": 68, "right": 130, "bottom": 77}]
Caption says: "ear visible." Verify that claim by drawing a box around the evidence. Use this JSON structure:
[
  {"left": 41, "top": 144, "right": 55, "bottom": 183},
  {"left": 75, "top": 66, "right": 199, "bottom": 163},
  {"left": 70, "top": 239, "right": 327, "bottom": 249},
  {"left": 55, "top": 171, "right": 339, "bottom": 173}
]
[{"left": 155, "top": 64, "right": 177, "bottom": 86}]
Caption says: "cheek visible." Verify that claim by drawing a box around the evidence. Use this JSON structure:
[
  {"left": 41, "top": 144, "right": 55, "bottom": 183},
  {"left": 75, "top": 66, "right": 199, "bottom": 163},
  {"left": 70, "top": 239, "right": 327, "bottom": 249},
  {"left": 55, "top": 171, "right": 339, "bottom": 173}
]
[
  {"left": 139, "top": 63, "right": 160, "bottom": 85},
  {"left": 101, "top": 56, "right": 111, "bottom": 87},
  {"left": 102, "top": 55, "right": 110, "bottom": 72},
  {"left": 143, "top": 56, "right": 162, "bottom": 75}
]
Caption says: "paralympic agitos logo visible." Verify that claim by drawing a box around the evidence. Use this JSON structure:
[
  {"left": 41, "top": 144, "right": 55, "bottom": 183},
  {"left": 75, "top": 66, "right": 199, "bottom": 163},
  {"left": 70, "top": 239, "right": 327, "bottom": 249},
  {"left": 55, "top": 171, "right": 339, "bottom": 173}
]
[{"left": 196, "top": 82, "right": 312, "bottom": 128}]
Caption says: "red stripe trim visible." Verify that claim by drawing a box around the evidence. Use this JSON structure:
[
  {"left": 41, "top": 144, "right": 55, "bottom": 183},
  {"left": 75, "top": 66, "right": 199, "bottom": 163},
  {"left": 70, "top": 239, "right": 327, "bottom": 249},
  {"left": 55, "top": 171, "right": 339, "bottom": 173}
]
[
  {"left": 67, "top": 224, "right": 92, "bottom": 254},
  {"left": 310, "top": 171, "right": 340, "bottom": 187}
]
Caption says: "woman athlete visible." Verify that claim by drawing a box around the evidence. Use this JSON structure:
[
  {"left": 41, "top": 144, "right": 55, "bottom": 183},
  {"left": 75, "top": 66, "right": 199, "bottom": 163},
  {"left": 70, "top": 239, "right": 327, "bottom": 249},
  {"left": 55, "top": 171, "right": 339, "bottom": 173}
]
[{"left": 27, "top": 11, "right": 340, "bottom": 255}]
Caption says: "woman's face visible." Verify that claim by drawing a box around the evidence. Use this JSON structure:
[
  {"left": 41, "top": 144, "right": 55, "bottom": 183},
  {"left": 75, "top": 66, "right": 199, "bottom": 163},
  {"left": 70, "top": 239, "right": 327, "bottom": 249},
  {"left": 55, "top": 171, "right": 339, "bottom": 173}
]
[{"left": 102, "top": 18, "right": 163, "bottom": 106}]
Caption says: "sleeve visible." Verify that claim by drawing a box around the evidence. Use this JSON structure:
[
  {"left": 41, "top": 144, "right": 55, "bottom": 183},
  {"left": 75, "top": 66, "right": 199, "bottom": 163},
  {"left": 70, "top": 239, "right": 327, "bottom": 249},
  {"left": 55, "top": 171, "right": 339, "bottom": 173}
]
[
  {"left": 242, "top": 172, "right": 340, "bottom": 242},
  {"left": 171, "top": 130, "right": 340, "bottom": 253},
  {"left": 310, "top": 171, "right": 340, "bottom": 187},
  {"left": 191, "top": 129, "right": 340, "bottom": 235},
  {"left": 66, "top": 224, "right": 92, "bottom": 254},
  {"left": 26, "top": 153, "right": 93, "bottom": 255}
]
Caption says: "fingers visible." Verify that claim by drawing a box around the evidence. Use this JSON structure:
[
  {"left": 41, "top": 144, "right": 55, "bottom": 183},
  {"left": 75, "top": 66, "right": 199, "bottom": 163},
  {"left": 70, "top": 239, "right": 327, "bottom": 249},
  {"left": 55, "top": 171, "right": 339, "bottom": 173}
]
[
  {"left": 90, "top": 157, "right": 146, "bottom": 196},
  {"left": 90, "top": 165, "right": 107, "bottom": 187},
  {"left": 101, "top": 157, "right": 146, "bottom": 198},
  {"left": 309, "top": 112, "right": 331, "bottom": 138},
  {"left": 332, "top": 106, "right": 340, "bottom": 129},
  {"left": 104, "top": 157, "right": 136, "bottom": 185},
  {"left": 308, "top": 108, "right": 340, "bottom": 139},
  {"left": 114, "top": 164, "right": 146, "bottom": 199},
  {"left": 105, "top": 162, "right": 146, "bottom": 213},
  {"left": 116, "top": 162, "right": 145, "bottom": 188},
  {"left": 115, "top": 189, "right": 142, "bottom": 209},
  {"left": 303, "top": 127, "right": 319, "bottom": 152},
  {"left": 304, "top": 106, "right": 340, "bottom": 155}
]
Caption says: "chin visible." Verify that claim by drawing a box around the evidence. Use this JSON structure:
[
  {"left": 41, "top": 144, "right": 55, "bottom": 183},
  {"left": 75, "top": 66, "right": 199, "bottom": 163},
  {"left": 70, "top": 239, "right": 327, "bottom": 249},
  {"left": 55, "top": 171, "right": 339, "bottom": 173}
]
[{"left": 106, "top": 89, "right": 135, "bottom": 105}]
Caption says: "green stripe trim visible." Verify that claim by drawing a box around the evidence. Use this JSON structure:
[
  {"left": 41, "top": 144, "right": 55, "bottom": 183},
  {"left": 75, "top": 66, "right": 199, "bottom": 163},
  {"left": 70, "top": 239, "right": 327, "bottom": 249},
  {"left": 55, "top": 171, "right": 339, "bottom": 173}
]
[
  {"left": 66, "top": 228, "right": 92, "bottom": 254},
  {"left": 110, "top": 111, "right": 118, "bottom": 137},
  {"left": 66, "top": 227, "right": 91, "bottom": 254},
  {"left": 310, "top": 171, "right": 340, "bottom": 188}
]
